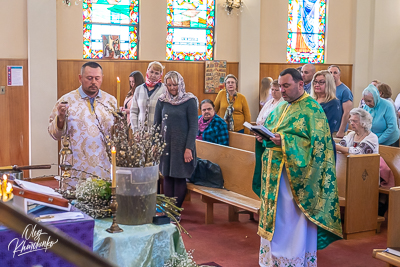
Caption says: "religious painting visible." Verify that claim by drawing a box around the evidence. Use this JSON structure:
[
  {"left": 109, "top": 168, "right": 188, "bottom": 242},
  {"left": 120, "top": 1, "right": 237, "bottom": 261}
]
[
  {"left": 166, "top": 0, "right": 215, "bottom": 61},
  {"left": 83, "top": 0, "right": 139, "bottom": 60},
  {"left": 287, "top": 0, "right": 326, "bottom": 64},
  {"left": 102, "top": 35, "right": 121, "bottom": 59},
  {"left": 205, "top": 60, "right": 226, "bottom": 93}
]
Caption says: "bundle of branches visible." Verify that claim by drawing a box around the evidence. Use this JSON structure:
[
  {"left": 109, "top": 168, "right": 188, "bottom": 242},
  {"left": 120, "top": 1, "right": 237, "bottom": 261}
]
[
  {"left": 104, "top": 110, "right": 166, "bottom": 168},
  {"left": 156, "top": 194, "right": 190, "bottom": 237},
  {"left": 74, "top": 178, "right": 112, "bottom": 219}
]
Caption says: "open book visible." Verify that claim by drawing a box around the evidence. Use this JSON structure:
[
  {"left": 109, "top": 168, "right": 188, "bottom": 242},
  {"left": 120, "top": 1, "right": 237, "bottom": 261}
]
[{"left": 243, "top": 122, "right": 275, "bottom": 140}]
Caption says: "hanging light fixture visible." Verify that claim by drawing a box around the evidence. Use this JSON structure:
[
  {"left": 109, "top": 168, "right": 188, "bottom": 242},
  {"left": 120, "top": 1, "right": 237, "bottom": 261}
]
[{"left": 223, "top": 0, "right": 243, "bottom": 15}]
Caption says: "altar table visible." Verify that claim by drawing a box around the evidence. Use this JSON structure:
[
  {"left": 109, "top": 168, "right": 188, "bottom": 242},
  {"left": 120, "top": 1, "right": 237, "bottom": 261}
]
[
  {"left": 0, "top": 205, "right": 94, "bottom": 267},
  {"left": 94, "top": 218, "right": 187, "bottom": 267}
]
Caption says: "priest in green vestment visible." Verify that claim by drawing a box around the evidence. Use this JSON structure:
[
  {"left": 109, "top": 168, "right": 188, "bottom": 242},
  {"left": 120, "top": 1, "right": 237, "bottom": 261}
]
[{"left": 253, "top": 68, "right": 343, "bottom": 267}]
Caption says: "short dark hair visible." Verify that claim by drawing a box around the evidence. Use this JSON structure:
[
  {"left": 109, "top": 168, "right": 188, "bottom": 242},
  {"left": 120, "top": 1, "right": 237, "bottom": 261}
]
[
  {"left": 328, "top": 65, "right": 341, "bottom": 73},
  {"left": 81, "top": 62, "right": 103, "bottom": 74},
  {"left": 200, "top": 99, "right": 215, "bottom": 110},
  {"left": 279, "top": 68, "right": 303, "bottom": 83}
]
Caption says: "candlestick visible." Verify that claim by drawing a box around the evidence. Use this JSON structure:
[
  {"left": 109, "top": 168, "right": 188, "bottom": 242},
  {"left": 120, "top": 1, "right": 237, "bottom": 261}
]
[
  {"left": 111, "top": 146, "right": 117, "bottom": 188},
  {"left": 117, "top": 77, "right": 121, "bottom": 109}
]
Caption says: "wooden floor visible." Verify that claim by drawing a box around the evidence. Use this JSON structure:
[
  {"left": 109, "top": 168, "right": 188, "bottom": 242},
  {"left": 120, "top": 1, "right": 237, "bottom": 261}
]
[{"left": 181, "top": 192, "right": 388, "bottom": 267}]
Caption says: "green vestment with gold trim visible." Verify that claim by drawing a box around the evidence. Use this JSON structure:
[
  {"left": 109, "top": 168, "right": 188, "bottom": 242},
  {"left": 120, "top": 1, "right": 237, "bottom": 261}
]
[{"left": 252, "top": 93, "right": 343, "bottom": 250}]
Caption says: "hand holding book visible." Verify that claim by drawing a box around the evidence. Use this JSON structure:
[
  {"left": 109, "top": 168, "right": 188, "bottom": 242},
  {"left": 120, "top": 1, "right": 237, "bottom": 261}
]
[{"left": 243, "top": 122, "right": 275, "bottom": 140}]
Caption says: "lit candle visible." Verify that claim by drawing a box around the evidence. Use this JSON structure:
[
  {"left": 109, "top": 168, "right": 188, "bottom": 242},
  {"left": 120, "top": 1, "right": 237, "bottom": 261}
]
[
  {"left": 2, "top": 174, "right": 7, "bottom": 194},
  {"left": 111, "top": 146, "right": 117, "bottom": 187},
  {"left": 117, "top": 77, "right": 121, "bottom": 108}
]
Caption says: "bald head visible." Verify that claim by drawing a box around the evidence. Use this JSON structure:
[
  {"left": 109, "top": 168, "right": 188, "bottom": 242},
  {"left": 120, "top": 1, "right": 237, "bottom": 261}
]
[{"left": 301, "top": 64, "right": 316, "bottom": 85}]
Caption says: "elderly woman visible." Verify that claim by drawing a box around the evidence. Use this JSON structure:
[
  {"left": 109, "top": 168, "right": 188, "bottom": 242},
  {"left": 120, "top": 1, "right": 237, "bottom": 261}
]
[
  {"left": 256, "top": 79, "right": 283, "bottom": 126},
  {"left": 130, "top": 61, "right": 166, "bottom": 131},
  {"left": 336, "top": 108, "right": 379, "bottom": 154},
  {"left": 259, "top": 77, "right": 273, "bottom": 109},
  {"left": 310, "top": 70, "right": 342, "bottom": 134},
  {"left": 154, "top": 71, "right": 198, "bottom": 209},
  {"left": 122, "top": 71, "right": 144, "bottom": 125},
  {"left": 362, "top": 84, "right": 400, "bottom": 147},
  {"left": 214, "top": 74, "right": 251, "bottom": 134}
]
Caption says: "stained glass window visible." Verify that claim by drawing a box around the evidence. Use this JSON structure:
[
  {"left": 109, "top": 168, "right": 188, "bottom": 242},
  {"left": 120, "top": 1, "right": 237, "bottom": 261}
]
[
  {"left": 166, "top": 0, "right": 215, "bottom": 61},
  {"left": 287, "top": 0, "right": 326, "bottom": 64},
  {"left": 83, "top": 0, "right": 139, "bottom": 60}
]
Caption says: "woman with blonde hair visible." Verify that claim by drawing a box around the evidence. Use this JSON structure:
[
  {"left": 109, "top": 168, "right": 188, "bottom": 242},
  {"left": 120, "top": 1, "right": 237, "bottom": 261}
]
[
  {"left": 256, "top": 79, "right": 283, "bottom": 125},
  {"left": 130, "top": 61, "right": 166, "bottom": 131},
  {"left": 259, "top": 77, "right": 273, "bottom": 109},
  {"left": 214, "top": 74, "right": 251, "bottom": 133},
  {"left": 311, "top": 70, "right": 342, "bottom": 134}
]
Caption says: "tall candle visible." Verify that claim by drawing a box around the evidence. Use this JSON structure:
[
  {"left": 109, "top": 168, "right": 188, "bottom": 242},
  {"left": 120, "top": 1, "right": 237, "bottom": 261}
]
[
  {"left": 117, "top": 77, "right": 121, "bottom": 108},
  {"left": 111, "top": 146, "right": 117, "bottom": 187},
  {"left": 2, "top": 175, "right": 7, "bottom": 193}
]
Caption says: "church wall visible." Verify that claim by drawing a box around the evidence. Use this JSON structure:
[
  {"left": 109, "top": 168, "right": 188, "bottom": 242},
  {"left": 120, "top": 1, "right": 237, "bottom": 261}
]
[{"left": 0, "top": 0, "right": 28, "bottom": 59}]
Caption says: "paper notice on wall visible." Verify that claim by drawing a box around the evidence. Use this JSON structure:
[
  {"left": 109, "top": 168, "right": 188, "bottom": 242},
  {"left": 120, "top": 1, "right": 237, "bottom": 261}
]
[{"left": 7, "top": 66, "right": 23, "bottom": 86}]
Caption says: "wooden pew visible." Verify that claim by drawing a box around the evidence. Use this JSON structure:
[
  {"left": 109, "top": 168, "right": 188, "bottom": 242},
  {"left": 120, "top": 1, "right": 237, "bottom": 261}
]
[
  {"left": 378, "top": 145, "right": 400, "bottom": 193},
  {"left": 373, "top": 186, "right": 400, "bottom": 266},
  {"left": 229, "top": 131, "right": 256, "bottom": 152},
  {"left": 335, "top": 153, "right": 381, "bottom": 239},
  {"left": 187, "top": 140, "right": 259, "bottom": 224}
]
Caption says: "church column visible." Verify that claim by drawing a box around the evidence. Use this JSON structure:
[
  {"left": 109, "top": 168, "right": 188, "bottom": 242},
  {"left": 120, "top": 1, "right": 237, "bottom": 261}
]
[
  {"left": 238, "top": 0, "right": 261, "bottom": 121},
  {"left": 352, "top": 0, "right": 375, "bottom": 106},
  {"left": 27, "top": 0, "right": 59, "bottom": 176}
]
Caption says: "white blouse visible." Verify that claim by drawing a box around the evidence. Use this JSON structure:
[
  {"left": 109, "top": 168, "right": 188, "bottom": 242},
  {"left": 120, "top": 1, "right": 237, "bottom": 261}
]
[
  {"left": 338, "top": 131, "right": 379, "bottom": 154},
  {"left": 256, "top": 98, "right": 284, "bottom": 125}
]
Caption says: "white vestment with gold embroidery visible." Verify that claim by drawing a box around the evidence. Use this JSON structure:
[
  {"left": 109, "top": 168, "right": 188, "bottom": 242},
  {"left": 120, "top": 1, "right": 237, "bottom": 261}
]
[
  {"left": 259, "top": 166, "right": 317, "bottom": 267},
  {"left": 48, "top": 88, "right": 116, "bottom": 179}
]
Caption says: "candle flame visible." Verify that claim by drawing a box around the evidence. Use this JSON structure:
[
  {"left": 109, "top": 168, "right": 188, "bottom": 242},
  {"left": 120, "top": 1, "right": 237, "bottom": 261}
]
[
  {"left": 6, "top": 183, "right": 12, "bottom": 194},
  {"left": 111, "top": 146, "right": 116, "bottom": 154},
  {"left": 117, "top": 77, "right": 120, "bottom": 82},
  {"left": 2, "top": 174, "right": 7, "bottom": 180}
]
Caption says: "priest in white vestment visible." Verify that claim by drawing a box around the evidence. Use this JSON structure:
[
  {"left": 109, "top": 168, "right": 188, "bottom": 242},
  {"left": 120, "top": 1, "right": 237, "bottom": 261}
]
[{"left": 48, "top": 62, "right": 116, "bottom": 179}]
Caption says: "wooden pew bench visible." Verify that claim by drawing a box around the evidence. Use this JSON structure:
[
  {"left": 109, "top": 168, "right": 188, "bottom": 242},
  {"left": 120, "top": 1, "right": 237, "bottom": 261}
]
[
  {"left": 378, "top": 145, "right": 400, "bottom": 194},
  {"left": 187, "top": 140, "right": 259, "bottom": 224},
  {"left": 373, "top": 186, "right": 400, "bottom": 267},
  {"left": 335, "top": 153, "right": 381, "bottom": 239}
]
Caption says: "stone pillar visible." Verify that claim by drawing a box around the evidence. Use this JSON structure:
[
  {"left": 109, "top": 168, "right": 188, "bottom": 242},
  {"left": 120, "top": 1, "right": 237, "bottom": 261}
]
[
  {"left": 238, "top": 0, "right": 261, "bottom": 121},
  {"left": 27, "top": 0, "right": 58, "bottom": 176}
]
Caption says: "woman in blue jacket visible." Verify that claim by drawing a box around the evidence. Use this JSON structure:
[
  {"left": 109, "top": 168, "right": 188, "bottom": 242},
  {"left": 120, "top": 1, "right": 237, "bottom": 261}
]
[{"left": 362, "top": 84, "right": 399, "bottom": 147}]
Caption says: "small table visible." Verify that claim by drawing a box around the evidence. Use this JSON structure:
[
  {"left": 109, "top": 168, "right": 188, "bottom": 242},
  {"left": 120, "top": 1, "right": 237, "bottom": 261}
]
[{"left": 94, "top": 219, "right": 186, "bottom": 267}]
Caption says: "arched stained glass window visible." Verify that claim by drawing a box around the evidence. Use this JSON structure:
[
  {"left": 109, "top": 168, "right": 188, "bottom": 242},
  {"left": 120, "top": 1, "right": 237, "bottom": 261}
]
[
  {"left": 83, "top": 0, "right": 139, "bottom": 60},
  {"left": 287, "top": 0, "right": 326, "bottom": 63},
  {"left": 166, "top": 0, "right": 215, "bottom": 61}
]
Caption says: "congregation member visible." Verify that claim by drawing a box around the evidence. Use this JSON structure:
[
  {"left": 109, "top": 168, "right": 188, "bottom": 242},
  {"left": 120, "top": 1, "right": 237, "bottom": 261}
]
[
  {"left": 122, "top": 71, "right": 144, "bottom": 126},
  {"left": 377, "top": 83, "right": 397, "bottom": 111},
  {"left": 253, "top": 68, "right": 342, "bottom": 266},
  {"left": 130, "top": 61, "right": 166, "bottom": 131},
  {"left": 301, "top": 63, "right": 316, "bottom": 94},
  {"left": 328, "top": 65, "right": 353, "bottom": 138},
  {"left": 48, "top": 62, "right": 116, "bottom": 178},
  {"left": 154, "top": 71, "right": 198, "bottom": 209},
  {"left": 310, "top": 70, "right": 342, "bottom": 134},
  {"left": 359, "top": 80, "right": 380, "bottom": 108},
  {"left": 214, "top": 74, "right": 251, "bottom": 134},
  {"left": 256, "top": 79, "right": 283, "bottom": 126},
  {"left": 336, "top": 108, "right": 379, "bottom": 154},
  {"left": 197, "top": 99, "right": 229, "bottom": 146},
  {"left": 259, "top": 77, "right": 273, "bottom": 108},
  {"left": 362, "top": 84, "right": 400, "bottom": 146}
]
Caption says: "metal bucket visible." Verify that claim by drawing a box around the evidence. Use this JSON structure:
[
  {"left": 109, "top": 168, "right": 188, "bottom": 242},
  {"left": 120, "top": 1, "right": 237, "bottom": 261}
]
[{"left": 0, "top": 170, "right": 23, "bottom": 180}]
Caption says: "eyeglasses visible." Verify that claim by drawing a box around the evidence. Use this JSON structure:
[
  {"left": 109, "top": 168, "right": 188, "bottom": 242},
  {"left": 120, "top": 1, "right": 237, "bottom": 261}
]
[{"left": 313, "top": 80, "right": 326, "bottom": 86}]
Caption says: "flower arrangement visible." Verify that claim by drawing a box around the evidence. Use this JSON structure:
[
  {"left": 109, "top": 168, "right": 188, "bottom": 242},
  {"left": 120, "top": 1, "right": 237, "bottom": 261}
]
[{"left": 74, "top": 178, "right": 112, "bottom": 219}]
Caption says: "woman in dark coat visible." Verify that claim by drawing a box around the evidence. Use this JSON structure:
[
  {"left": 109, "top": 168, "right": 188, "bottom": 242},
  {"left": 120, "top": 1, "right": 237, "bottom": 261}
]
[{"left": 154, "top": 71, "right": 198, "bottom": 208}]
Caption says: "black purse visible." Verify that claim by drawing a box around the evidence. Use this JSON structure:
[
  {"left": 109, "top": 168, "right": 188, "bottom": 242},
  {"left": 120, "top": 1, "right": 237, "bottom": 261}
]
[{"left": 189, "top": 158, "right": 224, "bottom": 189}]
